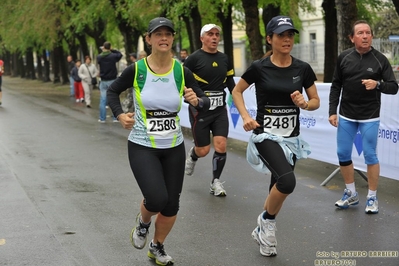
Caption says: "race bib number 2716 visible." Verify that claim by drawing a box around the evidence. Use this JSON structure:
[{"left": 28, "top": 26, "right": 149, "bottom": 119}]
[{"left": 205, "top": 91, "right": 224, "bottom": 110}]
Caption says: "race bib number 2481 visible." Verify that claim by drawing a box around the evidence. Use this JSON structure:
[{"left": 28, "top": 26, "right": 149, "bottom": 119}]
[{"left": 263, "top": 105, "right": 298, "bottom": 137}]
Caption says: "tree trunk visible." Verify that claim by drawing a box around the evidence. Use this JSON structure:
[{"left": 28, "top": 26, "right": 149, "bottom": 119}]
[
  {"left": 183, "top": 5, "right": 202, "bottom": 52},
  {"left": 322, "top": 0, "right": 338, "bottom": 82},
  {"left": 25, "top": 48, "right": 36, "bottom": 80},
  {"left": 392, "top": 0, "right": 399, "bottom": 16},
  {"left": 58, "top": 48, "right": 69, "bottom": 84},
  {"left": 262, "top": 4, "right": 280, "bottom": 54},
  {"left": 76, "top": 33, "right": 90, "bottom": 60},
  {"left": 3, "top": 50, "right": 11, "bottom": 76},
  {"left": 42, "top": 50, "right": 51, "bottom": 82},
  {"left": 335, "top": 0, "right": 357, "bottom": 54},
  {"left": 51, "top": 47, "right": 61, "bottom": 83},
  {"left": 119, "top": 26, "right": 140, "bottom": 64},
  {"left": 262, "top": 4, "right": 280, "bottom": 33},
  {"left": 84, "top": 19, "right": 107, "bottom": 55},
  {"left": 36, "top": 52, "right": 43, "bottom": 81},
  {"left": 18, "top": 53, "right": 25, "bottom": 79},
  {"left": 111, "top": 0, "right": 140, "bottom": 64},
  {"left": 67, "top": 39, "right": 80, "bottom": 63},
  {"left": 11, "top": 53, "right": 19, "bottom": 77},
  {"left": 242, "top": 0, "right": 264, "bottom": 60},
  {"left": 216, "top": 3, "right": 235, "bottom": 72}
]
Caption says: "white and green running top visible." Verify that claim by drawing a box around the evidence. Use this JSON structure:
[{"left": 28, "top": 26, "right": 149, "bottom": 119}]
[{"left": 128, "top": 59, "right": 185, "bottom": 149}]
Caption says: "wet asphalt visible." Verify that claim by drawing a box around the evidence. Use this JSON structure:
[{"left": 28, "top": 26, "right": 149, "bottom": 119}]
[{"left": 0, "top": 77, "right": 398, "bottom": 266}]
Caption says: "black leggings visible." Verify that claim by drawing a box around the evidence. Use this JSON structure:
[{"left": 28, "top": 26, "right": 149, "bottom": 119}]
[
  {"left": 255, "top": 140, "right": 297, "bottom": 194},
  {"left": 128, "top": 141, "right": 185, "bottom": 217}
]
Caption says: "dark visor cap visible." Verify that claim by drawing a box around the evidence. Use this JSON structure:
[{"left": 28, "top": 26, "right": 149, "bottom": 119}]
[
  {"left": 148, "top": 17, "right": 175, "bottom": 34},
  {"left": 266, "top": 16, "right": 299, "bottom": 35}
]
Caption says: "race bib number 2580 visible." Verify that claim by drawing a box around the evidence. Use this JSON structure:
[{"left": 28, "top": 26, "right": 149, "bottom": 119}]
[{"left": 146, "top": 110, "right": 178, "bottom": 137}]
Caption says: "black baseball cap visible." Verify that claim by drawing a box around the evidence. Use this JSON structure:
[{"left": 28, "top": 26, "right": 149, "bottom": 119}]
[
  {"left": 266, "top": 16, "right": 299, "bottom": 35},
  {"left": 148, "top": 17, "right": 175, "bottom": 33}
]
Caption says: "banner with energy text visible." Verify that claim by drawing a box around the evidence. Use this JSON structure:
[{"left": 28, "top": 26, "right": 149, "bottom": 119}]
[{"left": 179, "top": 81, "right": 399, "bottom": 181}]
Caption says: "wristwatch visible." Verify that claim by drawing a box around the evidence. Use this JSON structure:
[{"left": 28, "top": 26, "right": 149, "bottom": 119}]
[{"left": 376, "top": 81, "right": 381, "bottom": 89}]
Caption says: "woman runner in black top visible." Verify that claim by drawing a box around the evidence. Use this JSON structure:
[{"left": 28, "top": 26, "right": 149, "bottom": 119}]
[{"left": 232, "top": 15, "right": 320, "bottom": 257}]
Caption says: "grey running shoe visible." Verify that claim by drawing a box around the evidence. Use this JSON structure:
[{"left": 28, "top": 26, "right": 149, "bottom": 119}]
[
  {"left": 335, "top": 189, "right": 359, "bottom": 209},
  {"left": 257, "top": 213, "right": 277, "bottom": 247},
  {"left": 365, "top": 195, "right": 379, "bottom": 214},
  {"left": 184, "top": 147, "right": 196, "bottom": 176},
  {"left": 130, "top": 213, "right": 150, "bottom": 249},
  {"left": 148, "top": 242, "right": 174, "bottom": 265},
  {"left": 210, "top": 178, "right": 226, "bottom": 196},
  {"left": 251, "top": 226, "right": 277, "bottom": 257}
]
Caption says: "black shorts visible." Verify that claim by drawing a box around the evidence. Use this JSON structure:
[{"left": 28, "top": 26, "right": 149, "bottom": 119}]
[
  {"left": 188, "top": 106, "right": 229, "bottom": 147},
  {"left": 255, "top": 139, "right": 297, "bottom": 194},
  {"left": 0, "top": 76, "right": 2, "bottom": 91},
  {"left": 128, "top": 141, "right": 185, "bottom": 216}
]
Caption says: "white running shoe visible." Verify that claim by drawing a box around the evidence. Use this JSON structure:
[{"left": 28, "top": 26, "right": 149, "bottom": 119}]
[
  {"left": 365, "top": 195, "right": 379, "bottom": 214},
  {"left": 148, "top": 241, "right": 174, "bottom": 265},
  {"left": 184, "top": 147, "right": 197, "bottom": 176},
  {"left": 251, "top": 226, "right": 277, "bottom": 257},
  {"left": 335, "top": 188, "right": 359, "bottom": 209},
  {"left": 130, "top": 213, "right": 150, "bottom": 249},
  {"left": 257, "top": 212, "right": 277, "bottom": 247},
  {"left": 210, "top": 178, "right": 226, "bottom": 196}
]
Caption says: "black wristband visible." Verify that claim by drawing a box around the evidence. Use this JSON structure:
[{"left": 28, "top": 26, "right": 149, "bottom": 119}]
[{"left": 197, "top": 98, "right": 204, "bottom": 108}]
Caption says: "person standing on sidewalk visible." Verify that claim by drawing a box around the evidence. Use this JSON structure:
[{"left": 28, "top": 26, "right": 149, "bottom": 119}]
[
  {"left": 107, "top": 17, "right": 209, "bottom": 265},
  {"left": 78, "top": 56, "right": 98, "bottom": 108},
  {"left": 97, "top": 41, "right": 122, "bottom": 122},
  {"left": 183, "top": 23, "right": 235, "bottom": 197},
  {"left": 71, "top": 60, "right": 84, "bottom": 103},
  {"left": 329, "top": 20, "right": 398, "bottom": 214},
  {"left": 232, "top": 15, "right": 320, "bottom": 257},
  {"left": 120, "top": 53, "right": 138, "bottom": 113},
  {"left": 67, "top": 55, "right": 75, "bottom": 97},
  {"left": 179, "top": 49, "right": 189, "bottom": 64}
]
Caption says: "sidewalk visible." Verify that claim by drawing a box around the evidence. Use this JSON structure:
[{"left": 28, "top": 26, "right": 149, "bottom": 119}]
[{"left": 2, "top": 76, "right": 99, "bottom": 111}]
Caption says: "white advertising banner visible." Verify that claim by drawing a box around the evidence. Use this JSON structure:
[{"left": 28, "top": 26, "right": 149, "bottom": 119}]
[{"left": 180, "top": 81, "right": 399, "bottom": 181}]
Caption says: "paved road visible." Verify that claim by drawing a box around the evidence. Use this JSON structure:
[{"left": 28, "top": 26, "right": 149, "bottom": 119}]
[{"left": 0, "top": 77, "right": 398, "bottom": 266}]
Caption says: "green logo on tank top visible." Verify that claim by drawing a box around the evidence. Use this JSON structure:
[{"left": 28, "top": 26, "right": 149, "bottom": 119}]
[{"left": 152, "top": 77, "right": 170, "bottom": 83}]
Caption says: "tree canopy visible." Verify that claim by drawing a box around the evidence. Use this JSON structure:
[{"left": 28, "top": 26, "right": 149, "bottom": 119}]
[{"left": 0, "top": 0, "right": 397, "bottom": 82}]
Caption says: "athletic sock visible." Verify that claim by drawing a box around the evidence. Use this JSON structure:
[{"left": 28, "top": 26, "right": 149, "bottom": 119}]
[
  {"left": 212, "top": 151, "right": 226, "bottom": 181},
  {"left": 190, "top": 147, "right": 199, "bottom": 161},
  {"left": 345, "top": 182, "right": 356, "bottom": 195},
  {"left": 367, "top": 189, "right": 377, "bottom": 198},
  {"left": 139, "top": 216, "right": 151, "bottom": 227},
  {"left": 262, "top": 210, "right": 276, "bottom": 220}
]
